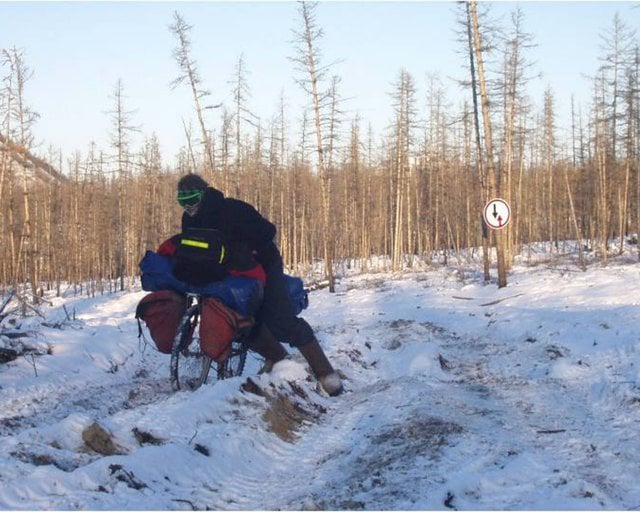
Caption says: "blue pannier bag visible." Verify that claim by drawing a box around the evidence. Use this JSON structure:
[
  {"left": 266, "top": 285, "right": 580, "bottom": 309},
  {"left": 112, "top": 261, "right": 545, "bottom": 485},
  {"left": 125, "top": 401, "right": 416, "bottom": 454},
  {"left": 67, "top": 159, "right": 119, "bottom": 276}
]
[
  {"left": 139, "top": 251, "right": 308, "bottom": 317},
  {"left": 139, "top": 251, "right": 262, "bottom": 317},
  {"left": 284, "top": 274, "right": 309, "bottom": 316},
  {"left": 139, "top": 250, "right": 185, "bottom": 293}
]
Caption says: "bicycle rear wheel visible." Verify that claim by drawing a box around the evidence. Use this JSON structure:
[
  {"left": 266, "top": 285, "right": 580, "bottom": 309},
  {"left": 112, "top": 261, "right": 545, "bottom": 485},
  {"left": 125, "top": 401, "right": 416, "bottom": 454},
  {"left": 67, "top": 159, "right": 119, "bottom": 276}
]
[
  {"left": 216, "top": 338, "right": 249, "bottom": 380},
  {"left": 170, "top": 306, "right": 212, "bottom": 391}
]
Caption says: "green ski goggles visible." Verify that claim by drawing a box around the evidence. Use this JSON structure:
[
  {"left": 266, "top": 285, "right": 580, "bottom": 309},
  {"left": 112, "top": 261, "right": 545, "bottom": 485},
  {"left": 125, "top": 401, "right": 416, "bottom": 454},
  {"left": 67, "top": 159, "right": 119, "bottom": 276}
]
[{"left": 177, "top": 189, "right": 204, "bottom": 208}]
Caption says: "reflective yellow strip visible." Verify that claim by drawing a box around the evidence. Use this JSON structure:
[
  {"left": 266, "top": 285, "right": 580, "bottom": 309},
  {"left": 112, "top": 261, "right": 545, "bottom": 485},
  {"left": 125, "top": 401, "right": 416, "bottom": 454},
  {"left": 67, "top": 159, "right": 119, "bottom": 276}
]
[
  {"left": 219, "top": 245, "right": 225, "bottom": 264},
  {"left": 181, "top": 239, "right": 209, "bottom": 249}
]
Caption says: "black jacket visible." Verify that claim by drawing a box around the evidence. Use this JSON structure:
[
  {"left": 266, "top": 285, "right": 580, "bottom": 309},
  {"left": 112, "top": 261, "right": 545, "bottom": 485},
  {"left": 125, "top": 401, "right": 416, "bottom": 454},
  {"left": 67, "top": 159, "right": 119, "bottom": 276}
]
[{"left": 181, "top": 187, "right": 280, "bottom": 270}]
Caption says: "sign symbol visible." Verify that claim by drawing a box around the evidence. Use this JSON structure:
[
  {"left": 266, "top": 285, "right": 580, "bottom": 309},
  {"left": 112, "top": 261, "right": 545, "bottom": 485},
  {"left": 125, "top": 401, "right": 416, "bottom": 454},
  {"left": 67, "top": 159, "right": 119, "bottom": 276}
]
[
  {"left": 483, "top": 198, "right": 511, "bottom": 230},
  {"left": 491, "top": 204, "right": 504, "bottom": 226}
]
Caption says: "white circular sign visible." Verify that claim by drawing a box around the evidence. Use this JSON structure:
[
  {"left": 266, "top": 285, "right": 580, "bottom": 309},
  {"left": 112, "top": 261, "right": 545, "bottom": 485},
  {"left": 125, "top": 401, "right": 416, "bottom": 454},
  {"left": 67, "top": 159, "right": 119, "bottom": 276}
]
[{"left": 483, "top": 198, "right": 511, "bottom": 230}]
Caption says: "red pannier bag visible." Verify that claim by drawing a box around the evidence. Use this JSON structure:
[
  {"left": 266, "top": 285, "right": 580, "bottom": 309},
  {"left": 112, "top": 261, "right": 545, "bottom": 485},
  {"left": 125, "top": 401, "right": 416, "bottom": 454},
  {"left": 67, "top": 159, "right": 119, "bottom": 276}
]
[
  {"left": 200, "top": 297, "right": 254, "bottom": 362},
  {"left": 135, "top": 290, "right": 187, "bottom": 353}
]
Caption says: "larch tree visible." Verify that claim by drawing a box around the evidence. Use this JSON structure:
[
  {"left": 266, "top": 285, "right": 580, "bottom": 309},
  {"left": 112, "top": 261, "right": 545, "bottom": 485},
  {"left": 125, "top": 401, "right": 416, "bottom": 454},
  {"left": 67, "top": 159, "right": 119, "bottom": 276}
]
[
  {"left": 390, "top": 69, "right": 417, "bottom": 271},
  {"left": 2, "top": 47, "right": 39, "bottom": 301},
  {"left": 291, "top": 0, "right": 339, "bottom": 291},
  {"left": 229, "top": 53, "right": 258, "bottom": 197},
  {"left": 108, "top": 79, "right": 138, "bottom": 291},
  {"left": 592, "top": 68, "right": 612, "bottom": 263},
  {"left": 0, "top": 49, "right": 15, "bottom": 287},
  {"left": 541, "top": 87, "right": 558, "bottom": 249},
  {"left": 627, "top": 45, "right": 640, "bottom": 260},
  {"left": 598, "top": 13, "right": 636, "bottom": 161},
  {"left": 468, "top": 0, "right": 508, "bottom": 287},
  {"left": 498, "top": 7, "right": 536, "bottom": 265},
  {"left": 139, "top": 134, "right": 164, "bottom": 255},
  {"left": 459, "top": 1, "right": 490, "bottom": 281},
  {"left": 170, "top": 11, "right": 216, "bottom": 179}
]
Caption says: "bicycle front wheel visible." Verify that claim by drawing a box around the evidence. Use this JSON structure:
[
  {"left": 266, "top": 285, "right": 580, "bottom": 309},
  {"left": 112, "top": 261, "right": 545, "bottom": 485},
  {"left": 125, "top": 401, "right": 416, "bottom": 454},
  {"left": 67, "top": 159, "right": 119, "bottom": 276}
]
[{"left": 170, "top": 306, "right": 212, "bottom": 391}]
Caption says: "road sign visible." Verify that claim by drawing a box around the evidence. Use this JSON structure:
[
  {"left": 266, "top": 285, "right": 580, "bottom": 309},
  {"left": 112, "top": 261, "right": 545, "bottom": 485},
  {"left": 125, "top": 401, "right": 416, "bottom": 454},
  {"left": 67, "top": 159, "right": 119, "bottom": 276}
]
[{"left": 483, "top": 198, "right": 511, "bottom": 230}]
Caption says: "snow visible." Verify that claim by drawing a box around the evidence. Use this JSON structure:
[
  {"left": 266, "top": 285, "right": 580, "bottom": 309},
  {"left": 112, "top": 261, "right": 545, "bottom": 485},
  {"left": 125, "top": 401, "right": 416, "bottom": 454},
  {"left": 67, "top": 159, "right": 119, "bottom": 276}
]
[{"left": 2, "top": 252, "right": 640, "bottom": 510}]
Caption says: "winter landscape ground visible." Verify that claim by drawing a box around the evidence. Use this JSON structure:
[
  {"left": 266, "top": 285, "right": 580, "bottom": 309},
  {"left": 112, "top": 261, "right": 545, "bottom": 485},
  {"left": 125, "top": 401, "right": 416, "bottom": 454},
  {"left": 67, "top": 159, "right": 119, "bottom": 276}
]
[{"left": 1, "top": 247, "right": 640, "bottom": 510}]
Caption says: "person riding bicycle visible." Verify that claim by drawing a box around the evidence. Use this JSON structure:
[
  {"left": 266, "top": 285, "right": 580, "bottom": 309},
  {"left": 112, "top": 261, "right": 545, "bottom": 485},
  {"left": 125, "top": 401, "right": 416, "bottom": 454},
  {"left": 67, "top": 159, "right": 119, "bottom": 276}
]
[{"left": 172, "top": 173, "right": 343, "bottom": 397}]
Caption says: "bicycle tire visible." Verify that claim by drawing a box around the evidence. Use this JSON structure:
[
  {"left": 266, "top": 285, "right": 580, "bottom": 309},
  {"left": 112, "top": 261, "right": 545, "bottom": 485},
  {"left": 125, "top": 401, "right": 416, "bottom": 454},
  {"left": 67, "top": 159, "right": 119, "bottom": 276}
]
[
  {"left": 170, "top": 305, "right": 212, "bottom": 391},
  {"left": 216, "top": 337, "right": 249, "bottom": 380}
]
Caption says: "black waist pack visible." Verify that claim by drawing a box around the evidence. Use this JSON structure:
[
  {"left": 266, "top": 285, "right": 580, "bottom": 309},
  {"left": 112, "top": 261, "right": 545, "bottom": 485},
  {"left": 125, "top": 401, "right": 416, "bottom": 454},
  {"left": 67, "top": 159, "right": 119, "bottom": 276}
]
[{"left": 174, "top": 228, "right": 228, "bottom": 285}]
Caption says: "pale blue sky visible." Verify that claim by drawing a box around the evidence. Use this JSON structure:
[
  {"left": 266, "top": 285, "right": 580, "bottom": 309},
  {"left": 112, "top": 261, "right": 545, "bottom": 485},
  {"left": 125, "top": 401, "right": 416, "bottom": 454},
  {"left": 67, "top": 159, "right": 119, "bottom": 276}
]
[{"left": 1, "top": 1, "right": 638, "bottom": 162}]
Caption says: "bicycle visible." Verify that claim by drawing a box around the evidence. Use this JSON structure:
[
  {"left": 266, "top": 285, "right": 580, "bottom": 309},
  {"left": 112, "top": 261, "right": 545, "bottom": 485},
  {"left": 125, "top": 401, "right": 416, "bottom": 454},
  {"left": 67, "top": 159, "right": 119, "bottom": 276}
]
[{"left": 170, "top": 293, "right": 250, "bottom": 391}]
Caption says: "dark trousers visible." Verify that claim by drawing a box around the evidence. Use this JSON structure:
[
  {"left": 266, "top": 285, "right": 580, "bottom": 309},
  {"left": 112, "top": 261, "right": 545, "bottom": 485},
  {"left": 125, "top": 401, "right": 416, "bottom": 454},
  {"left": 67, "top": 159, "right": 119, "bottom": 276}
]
[{"left": 258, "top": 256, "right": 315, "bottom": 348}]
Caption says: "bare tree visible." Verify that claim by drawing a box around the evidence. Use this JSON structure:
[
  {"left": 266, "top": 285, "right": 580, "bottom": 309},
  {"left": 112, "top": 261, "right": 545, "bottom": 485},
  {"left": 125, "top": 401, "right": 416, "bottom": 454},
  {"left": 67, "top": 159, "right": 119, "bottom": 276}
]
[
  {"left": 2, "top": 48, "right": 39, "bottom": 301},
  {"left": 498, "top": 7, "right": 536, "bottom": 264},
  {"left": 108, "top": 79, "right": 138, "bottom": 291},
  {"left": 629, "top": 46, "right": 640, "bottom": 260},
  {"left": 390, "top": 69, "right": 417, "bottom": 270},
  {"left": 140, "top": 134, "right": 163, "bottom": 254},
  {"left": 542, "top": 87, "right": 557, "bottom": 248},
  {"left": 229, "top": 53, "right": 258, "bottom": 196},
  {"left": 468, "top": 0, "right": 508, "bottom": 287},
  {"left": 459, "top": 1, "right": 490, "bottom": 280},
  {"left": 598, "top": 13, "right": 636, "bottom": 160},
  {"left": 291, "top": 0, "right": 339, "bottom": 291},
  {"left": 170, "top": 12, "right": 217, "bottom": 176},
  {"left": 0, "top": 50, "right": 15, "bottom": 287}
]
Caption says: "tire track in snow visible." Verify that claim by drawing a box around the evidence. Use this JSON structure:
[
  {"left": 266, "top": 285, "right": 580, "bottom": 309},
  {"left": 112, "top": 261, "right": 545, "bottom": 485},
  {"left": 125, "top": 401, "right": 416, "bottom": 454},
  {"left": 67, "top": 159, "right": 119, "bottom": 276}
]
[
  {"left": 0, "top": 364, "right": 172, "bottom": 439},
  {"left": 438, "top": 329, "right": 640, "bottom": 508}
]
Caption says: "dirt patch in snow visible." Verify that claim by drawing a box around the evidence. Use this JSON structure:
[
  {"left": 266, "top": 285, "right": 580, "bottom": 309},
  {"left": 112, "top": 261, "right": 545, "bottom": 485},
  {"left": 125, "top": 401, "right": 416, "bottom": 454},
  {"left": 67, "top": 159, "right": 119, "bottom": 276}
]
[
  {"left": 82, "top": 422, "right": 125, "bottom": 456},
  {"left": 243, "top": 377, "right": 327, "bottom": 442}
]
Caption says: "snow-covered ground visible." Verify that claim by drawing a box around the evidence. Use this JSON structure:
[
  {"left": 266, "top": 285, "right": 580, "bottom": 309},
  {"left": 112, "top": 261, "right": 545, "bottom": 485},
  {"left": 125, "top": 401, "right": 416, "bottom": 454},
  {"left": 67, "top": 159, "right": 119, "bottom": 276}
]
[{"left": 2, "top": 252, "right": 640, "bottom": 510}]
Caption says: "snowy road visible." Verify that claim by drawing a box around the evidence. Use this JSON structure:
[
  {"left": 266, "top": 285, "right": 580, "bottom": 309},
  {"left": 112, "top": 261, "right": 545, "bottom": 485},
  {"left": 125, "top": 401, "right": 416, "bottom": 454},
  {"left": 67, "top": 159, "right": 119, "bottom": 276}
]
[{"left": 1, "top": 258, "right": 640, "bottom": 509}]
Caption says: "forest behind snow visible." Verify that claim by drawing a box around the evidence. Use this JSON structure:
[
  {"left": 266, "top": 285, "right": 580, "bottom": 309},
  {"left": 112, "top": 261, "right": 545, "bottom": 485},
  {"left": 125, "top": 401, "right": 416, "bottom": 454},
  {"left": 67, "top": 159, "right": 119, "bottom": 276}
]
[{"left": 1, "top": 1, "right": 639, "bottom": 301}]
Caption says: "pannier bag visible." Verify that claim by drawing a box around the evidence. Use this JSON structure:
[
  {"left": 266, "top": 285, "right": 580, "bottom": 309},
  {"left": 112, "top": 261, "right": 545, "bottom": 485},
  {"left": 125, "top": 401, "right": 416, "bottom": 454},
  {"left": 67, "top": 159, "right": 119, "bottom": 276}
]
[
  {"left": 174, "top": 228, "right": 228, "bottom": 285},
  {"left": 135, "top": 290, "right": 187, "bottom": 353},
  {"left": 200, "top": 297, "right": 254, "bottom": 362},
  {"left": 139, "top": 250, "right": 263, "bottom": 317},
  {"left": 284, "top": 275, "right": 309, "bottom": 316},
  {"left": 140, "top": 250, "right": 183, "bottom": 293},
  {"left": 139, "top": 251, "right": 308, "bottom": 318}
]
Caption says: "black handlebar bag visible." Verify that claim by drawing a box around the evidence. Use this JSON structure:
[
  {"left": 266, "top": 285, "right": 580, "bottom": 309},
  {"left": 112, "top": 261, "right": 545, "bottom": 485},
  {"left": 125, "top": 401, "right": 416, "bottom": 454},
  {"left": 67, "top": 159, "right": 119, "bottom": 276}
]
[{"left": 173, "top": 228, "right": 228, "bottom": 286}]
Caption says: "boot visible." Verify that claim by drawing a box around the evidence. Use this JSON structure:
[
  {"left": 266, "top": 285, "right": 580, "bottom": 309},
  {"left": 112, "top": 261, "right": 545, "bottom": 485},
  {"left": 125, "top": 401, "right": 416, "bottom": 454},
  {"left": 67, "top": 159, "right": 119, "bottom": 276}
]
[
  {"left": 248, "top": 324, "right": 288, "bottom": 374},
  {"left": 298, "top": 339, "right": 343, "bottom": 396}
]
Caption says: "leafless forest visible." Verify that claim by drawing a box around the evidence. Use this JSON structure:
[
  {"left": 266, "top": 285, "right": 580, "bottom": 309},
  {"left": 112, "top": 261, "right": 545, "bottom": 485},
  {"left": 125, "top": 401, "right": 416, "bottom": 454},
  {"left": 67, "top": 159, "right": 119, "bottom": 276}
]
[{"left": 1, "top": 2, "right": 639, "bottom": 302}]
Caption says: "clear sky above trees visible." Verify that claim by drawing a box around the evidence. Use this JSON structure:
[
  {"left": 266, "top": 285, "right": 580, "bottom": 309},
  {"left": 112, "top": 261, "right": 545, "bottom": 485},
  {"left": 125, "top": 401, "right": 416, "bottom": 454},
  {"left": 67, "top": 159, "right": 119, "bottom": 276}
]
[{"left": 1, "top": 1, "right": 637, "bottom": 161}]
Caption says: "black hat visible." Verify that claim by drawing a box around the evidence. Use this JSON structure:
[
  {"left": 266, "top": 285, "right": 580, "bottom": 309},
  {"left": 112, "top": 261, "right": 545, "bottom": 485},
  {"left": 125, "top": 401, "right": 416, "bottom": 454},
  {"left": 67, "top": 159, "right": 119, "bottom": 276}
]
[{"left": 177, "top": 173, "right": 208, "bottom": 191}]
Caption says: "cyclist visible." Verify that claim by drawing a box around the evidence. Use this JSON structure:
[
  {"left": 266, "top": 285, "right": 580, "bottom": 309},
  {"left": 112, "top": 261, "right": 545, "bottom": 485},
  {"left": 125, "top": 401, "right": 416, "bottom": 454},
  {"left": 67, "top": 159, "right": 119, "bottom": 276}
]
[{"left": 172, "top": 173, "right": 343, "bottom": 397}]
